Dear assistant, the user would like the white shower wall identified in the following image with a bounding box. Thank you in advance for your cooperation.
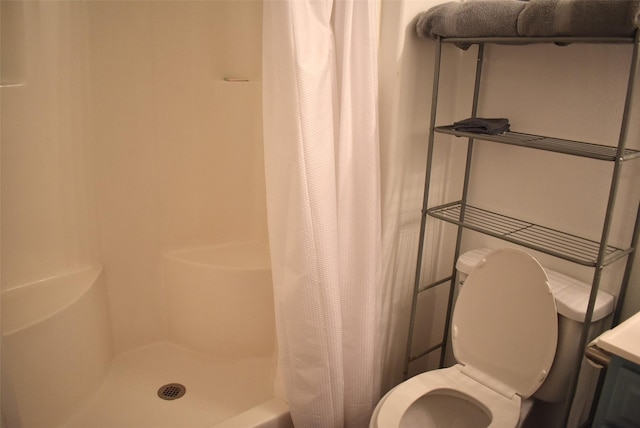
[1,0,267,354]
[89,0,267,353]
[1,1,100,292]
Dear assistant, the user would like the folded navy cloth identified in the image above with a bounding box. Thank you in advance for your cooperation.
[453,118,510,135]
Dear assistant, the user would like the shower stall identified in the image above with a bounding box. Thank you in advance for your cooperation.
[1,1,292,426]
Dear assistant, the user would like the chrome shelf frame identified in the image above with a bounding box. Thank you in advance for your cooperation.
[443,36,635,46]
[404,32,640,428]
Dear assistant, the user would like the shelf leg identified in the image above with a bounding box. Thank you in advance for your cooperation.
[403,37,443,380]
[439,43,486,369]
[561,30,640,428]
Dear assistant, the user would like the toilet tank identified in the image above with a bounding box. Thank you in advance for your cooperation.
[455,248,615,403]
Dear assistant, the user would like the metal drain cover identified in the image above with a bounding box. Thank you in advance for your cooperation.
[157,383,186,400]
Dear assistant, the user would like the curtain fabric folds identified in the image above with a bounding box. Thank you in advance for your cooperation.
[262,0,382,426]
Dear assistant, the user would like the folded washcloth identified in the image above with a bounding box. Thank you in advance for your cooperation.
[453,118,511,135]
[518,0,640,37]
[416,0,528,40]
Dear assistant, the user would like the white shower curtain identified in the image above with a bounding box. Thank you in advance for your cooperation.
[262,0,382,426]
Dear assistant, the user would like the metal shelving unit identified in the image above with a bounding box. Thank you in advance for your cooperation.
[404,33,640,427]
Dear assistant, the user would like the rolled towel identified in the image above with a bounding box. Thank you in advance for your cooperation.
[518,0,640,37]
[416,1,528,40]
[453,118,510,135]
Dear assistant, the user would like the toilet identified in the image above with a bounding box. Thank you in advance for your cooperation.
[371,247,614,428]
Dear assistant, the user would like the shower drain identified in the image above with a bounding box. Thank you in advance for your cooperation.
[157,383,186,400]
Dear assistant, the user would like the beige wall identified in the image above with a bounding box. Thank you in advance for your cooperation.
[378,0,462,389]
[1,1,267,354]
[459,42,640,322]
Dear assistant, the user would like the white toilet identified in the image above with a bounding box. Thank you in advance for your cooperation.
[371,248,598,428]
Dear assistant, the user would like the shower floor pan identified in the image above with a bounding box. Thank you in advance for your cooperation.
[64,341,284,428]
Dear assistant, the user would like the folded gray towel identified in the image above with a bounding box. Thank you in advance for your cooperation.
[453,118,511,135]
[416,0,527,40]
[518,0,640,37]
[416,0,640,42]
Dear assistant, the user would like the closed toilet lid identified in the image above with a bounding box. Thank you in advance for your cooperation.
[453,248,558,399]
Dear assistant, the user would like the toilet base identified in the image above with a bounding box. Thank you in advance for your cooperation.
[520,399,565,428]
[518,357,600,428]
[519,397,592,428]
[518,399,535,426]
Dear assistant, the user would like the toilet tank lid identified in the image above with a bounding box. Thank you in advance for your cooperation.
[456,248,614,323]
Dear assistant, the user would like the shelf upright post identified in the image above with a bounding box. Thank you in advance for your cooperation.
[562,30,640,428]
[438,42,486,368]
[403,37,444,380]
[615,199,640,324]
[612,30,640,327]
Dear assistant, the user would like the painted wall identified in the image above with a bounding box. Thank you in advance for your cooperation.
[461,41,640,323]
[378,0,462,389]
[1,0,267,355]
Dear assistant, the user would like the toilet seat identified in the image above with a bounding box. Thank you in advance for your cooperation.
[371,249,559,428]
[453,248,558,398]
[374,365,521,427]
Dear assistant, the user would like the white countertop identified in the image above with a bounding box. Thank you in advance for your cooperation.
[596,311,640,366]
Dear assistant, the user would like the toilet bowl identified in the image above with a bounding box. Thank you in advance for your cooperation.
[371,248,559,428]
[372,365,520,427]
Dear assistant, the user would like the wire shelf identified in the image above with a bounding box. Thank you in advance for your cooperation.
[442,36,636,45]
[435,126,640,161]
[427,202,631,266]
